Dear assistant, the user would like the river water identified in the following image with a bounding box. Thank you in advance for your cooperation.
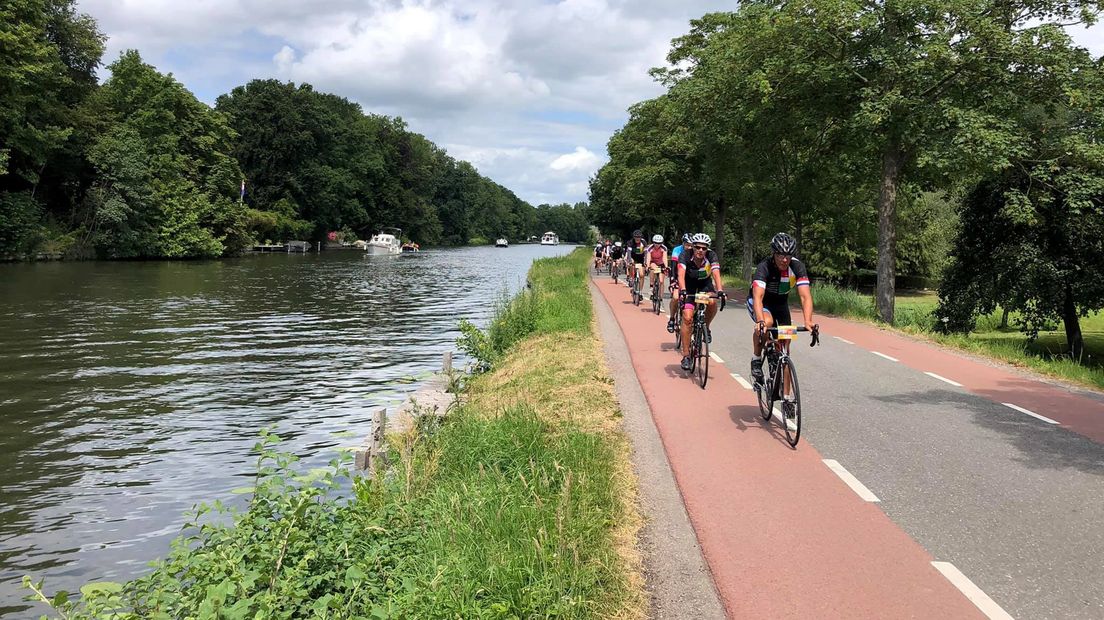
[0,244,574,616]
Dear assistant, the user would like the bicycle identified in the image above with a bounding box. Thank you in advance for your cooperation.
[680,291,726,388]
[754,324,820,447]
[649,267,665,314]
[610,259,621,284]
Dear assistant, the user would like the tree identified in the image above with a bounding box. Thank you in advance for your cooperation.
[938,55,1104,360]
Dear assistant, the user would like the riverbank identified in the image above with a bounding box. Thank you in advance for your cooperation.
[27,248,646,618]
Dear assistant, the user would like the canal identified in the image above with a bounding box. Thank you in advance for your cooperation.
[0,244,574,615]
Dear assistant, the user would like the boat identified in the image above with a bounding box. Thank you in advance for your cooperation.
[365,227,402,255]
[540,231,559,246]
[401,242,420,253]
[495,238,508,247]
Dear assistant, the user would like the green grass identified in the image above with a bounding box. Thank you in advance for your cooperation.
[31,249,644,619]
[807,282,1104,390]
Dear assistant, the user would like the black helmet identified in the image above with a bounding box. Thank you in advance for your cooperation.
[771,232,797,255]
[632,229,643,238]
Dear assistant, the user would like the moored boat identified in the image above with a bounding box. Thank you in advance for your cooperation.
[495,238,508,247]
[540,231,559,245]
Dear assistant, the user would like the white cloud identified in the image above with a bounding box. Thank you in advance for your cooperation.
[551,147,602,173]
[73,0,1104,205]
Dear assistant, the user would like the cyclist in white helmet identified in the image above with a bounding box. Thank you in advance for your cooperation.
[644,234,669,306]
[677,233,726,371]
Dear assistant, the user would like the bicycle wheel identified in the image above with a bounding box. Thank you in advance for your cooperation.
[756,356,773,421]
[696,325,709,389]
[612,264,618,284]
[674,314,683,349]
[652,282,661,314]
[781,356,802,447]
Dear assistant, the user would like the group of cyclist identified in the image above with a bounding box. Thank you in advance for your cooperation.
[594,230,816,381]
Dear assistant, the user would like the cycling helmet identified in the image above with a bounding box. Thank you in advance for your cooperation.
[652,234,663,243]
[632,229,643,238]
[770,232,797,255]
[614,241,622,247]
[682,233,692,244]
[689,233,711,247]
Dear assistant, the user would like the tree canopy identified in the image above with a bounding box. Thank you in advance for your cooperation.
[1,1,562,260]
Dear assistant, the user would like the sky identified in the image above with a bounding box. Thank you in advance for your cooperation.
[73,0,1104,207]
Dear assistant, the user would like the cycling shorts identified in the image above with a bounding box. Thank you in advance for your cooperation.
[746,296,791,326]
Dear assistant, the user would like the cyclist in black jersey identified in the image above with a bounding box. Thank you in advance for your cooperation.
[748,232,815,381]
[627,229,647,286]
[677,233,726,371]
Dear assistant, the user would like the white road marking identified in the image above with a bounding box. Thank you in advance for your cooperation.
[871,351,899,362]
[709,352,724,363]
[1002,402,1059,425]
[931,562,1014,620]
[834,336,855,344]
[822,459,880,502]
[731,373,753,390]
[925,372,963,387]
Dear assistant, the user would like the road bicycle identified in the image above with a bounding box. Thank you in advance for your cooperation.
[681,291,726,389]
[610,259,621,283]
[649,266,665,314]
[628,265,642,305]
[754,324,820,447]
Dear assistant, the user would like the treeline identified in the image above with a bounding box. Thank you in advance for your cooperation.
[587,0,1104,352]
[1,0,583,261]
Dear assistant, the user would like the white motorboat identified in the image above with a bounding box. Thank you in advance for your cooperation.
[365,228,402,255]
[540,231,559,245]
[495,238,509,247]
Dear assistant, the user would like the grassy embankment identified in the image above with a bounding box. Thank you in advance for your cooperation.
[28,249,645,619]
[784,279,1104,391]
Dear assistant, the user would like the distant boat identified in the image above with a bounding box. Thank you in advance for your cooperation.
[495,238,508,247]
[540,232,559,246]
[401,242,420,253]
[365,228,402,255]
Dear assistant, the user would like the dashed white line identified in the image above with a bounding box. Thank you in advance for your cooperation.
[709,352,724,363]
[925,372,963,387]
[1002,402,1059,425]
[822,460,880,502]
[871,351,899,362]
[834,336,855,344]
[931,562,1014,620]
[730,373,753,390]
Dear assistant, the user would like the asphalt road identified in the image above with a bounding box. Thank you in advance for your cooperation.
[594,273,1104,619]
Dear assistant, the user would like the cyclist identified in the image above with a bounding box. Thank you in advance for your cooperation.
[608,241,625,279]
[594,240,605,271]
[644,234,668,304]
[627,230,647,293]
[677,233,725,371]
[748,232,814,382]
[667,234,692,332]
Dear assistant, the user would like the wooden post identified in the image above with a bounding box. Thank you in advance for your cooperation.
[442,351,452,373]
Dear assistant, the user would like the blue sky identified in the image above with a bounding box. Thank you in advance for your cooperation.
[76,0,1104,207]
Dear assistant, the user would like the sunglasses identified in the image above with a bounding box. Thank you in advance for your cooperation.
[693,245,708,251]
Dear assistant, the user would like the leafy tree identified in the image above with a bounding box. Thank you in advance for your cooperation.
[938,55,1104,360]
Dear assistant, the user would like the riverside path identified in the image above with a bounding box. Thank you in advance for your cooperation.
[592,273,1104,619]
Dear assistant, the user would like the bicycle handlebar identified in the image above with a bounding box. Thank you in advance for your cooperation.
[758,323,821,347]
[679,291,727,311]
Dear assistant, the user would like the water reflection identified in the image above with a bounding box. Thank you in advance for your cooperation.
[0,244,573,615]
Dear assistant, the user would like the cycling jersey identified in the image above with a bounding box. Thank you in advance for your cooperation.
[609,246,625,260]
[627,239,647,263]
[748,257,810,305]
[679,248,720,293]
[646,243,666,265]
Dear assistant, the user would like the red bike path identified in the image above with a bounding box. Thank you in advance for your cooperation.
[593,274,1101,618]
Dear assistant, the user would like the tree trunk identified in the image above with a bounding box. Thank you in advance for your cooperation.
[1063,284,1084,362]
[1000,307,1010,329]
[714,196,727,267]
[741,214,756,282]
[876,141,903,323]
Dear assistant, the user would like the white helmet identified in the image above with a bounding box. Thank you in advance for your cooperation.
[614,241,622,247]
[689,233,711,247]
[652,234,663,243]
